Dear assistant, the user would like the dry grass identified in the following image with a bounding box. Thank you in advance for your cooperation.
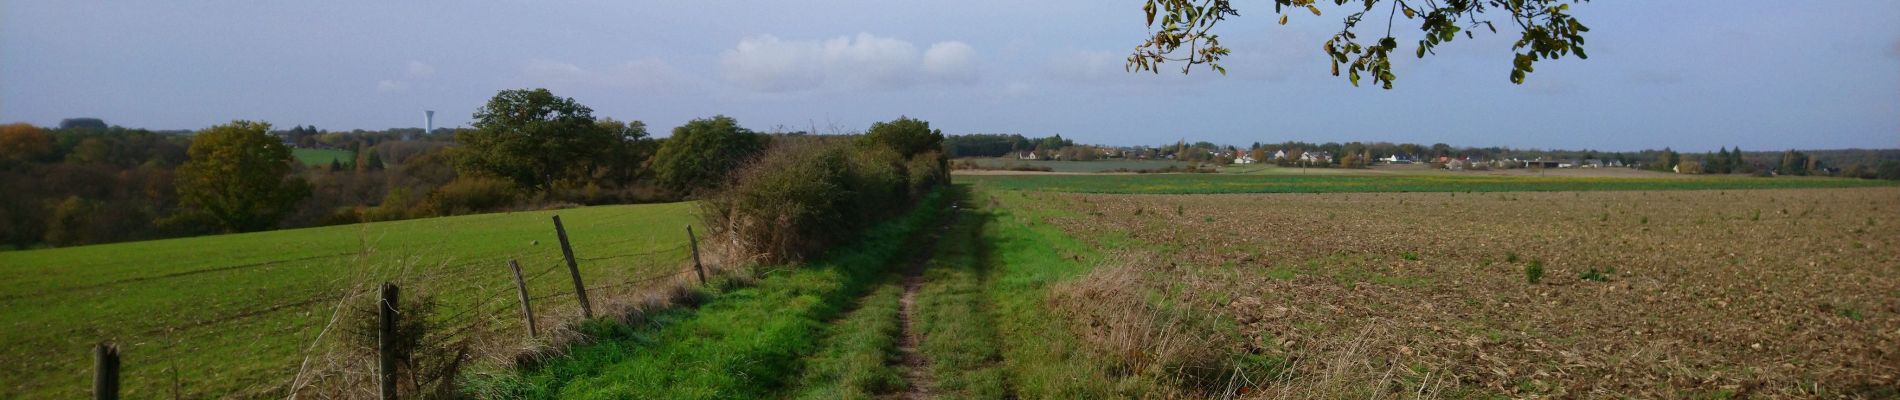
[1009,187,1900,398]
[286,249,747,399]
[1047,263,1219,397]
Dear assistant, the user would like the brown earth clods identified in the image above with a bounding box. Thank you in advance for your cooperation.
[1014,187,1900,398]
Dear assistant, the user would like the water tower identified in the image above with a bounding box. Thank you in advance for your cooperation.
[424,110,435,138]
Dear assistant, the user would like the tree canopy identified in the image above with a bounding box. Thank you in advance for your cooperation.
[651,115,767,193]
[175,120,310,232]
[458,88,618,191]
[860,116,945,159]
[58,118,108,130]
[0,123,53,164]
[1129,0,1591,88]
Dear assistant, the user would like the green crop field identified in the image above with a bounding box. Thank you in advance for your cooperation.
[292,148,354,166]
[956,158,1199,173]
[958,173,1895,194]
[0,202,699,399]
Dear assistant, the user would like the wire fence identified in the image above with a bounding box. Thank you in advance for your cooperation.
[75,214,711,400]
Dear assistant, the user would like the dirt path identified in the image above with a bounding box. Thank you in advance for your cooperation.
[895,261,932,399]
[892,209,958,400]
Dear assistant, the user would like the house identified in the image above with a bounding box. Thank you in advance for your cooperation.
[1379,154,1416,164]
[1016,151,1039,160]
[1445,158,1469,171]
[1300,151,1332,164]
[1232,152,1256,164]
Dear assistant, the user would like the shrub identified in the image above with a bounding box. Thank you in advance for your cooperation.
[702,140,945,264]
[332,289,469,399]
[904,150,949,199]
[652,115,769,195]
[419,177,520,216]
[1525,259,1544,284]
[859,116,944,159]
[1400,251,1420,261]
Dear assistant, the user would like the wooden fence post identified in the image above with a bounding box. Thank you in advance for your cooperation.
[93,342,119,400]
[509,259,537,339]
[687,225,706,286]
[378,282,398,400]
[552,215,591,318]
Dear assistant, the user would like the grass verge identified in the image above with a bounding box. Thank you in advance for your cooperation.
[465,190,949,399]
[976,188,1162,398]
[787,281,906,400]
[913,202,1009,399]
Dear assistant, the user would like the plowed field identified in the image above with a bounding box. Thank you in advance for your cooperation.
[1007,187,1899,397]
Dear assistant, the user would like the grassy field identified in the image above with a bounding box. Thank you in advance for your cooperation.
[473,192,948,399]
[0,202,699,398]
[973,185,1900,397]
[956,157,1200,173]
[292,148,355,166]
[959,173,1895,194]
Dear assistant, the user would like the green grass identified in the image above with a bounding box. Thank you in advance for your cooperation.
[958,173,1893,194]
[0,202,699,399]
[475,191,948,399]
[292,148,354,166]
[957,158,1200,173]
[914,205,1009,399]
[788,282,907,400]
[979,188,1159,398]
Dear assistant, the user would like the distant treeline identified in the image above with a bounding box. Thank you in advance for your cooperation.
[0,89,945,250]
[942,133,1072,157]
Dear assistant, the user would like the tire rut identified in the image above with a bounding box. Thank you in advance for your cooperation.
[892,208,957,400]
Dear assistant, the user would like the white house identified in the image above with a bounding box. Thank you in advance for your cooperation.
[1272,150,1289,160]
[1379,154,1416,164]
[1300,151,1332,164]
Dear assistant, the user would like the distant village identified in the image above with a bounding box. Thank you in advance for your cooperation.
[946,133,1877,177]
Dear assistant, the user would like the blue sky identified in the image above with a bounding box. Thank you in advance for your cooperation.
[3,1,1897,151]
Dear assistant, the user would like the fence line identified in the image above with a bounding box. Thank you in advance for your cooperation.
[78,214,711,399]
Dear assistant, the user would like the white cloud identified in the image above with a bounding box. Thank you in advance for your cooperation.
[923,41,977,83]
[520,58,691,91]
[406,61,436,79]
[375,79,409,93]
[720,33,978,92]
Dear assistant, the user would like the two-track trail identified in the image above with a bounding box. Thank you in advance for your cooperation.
[893,208,957,400]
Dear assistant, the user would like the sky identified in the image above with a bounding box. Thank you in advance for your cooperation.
[3,1,1898,152]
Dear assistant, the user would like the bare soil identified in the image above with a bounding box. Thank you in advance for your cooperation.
[1012,187,1900,398]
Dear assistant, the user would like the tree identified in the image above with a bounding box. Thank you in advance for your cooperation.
[588,118,657,185]
[176,120,310,232]
[362,149,384,171]
[0,123,53,163]
[861,116,944,159]
[1876,161,1900,181]
[1129,0,1591,88]
[58,118,108,130]
[652,115,767,193]
[1778,150,1809,176]
[457,88,615,191]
